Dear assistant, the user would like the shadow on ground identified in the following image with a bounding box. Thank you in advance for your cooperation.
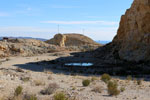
[13,50,150,80]
[14,51,99,76]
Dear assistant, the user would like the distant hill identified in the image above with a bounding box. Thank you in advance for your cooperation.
[0,36,47,41]
[96,40,111,45]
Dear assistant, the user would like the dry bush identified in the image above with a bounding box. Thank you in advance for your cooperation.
[14,86,23,96]
[23,94,37,100]
[16,68,24,73]
[92,86,102,93]
[91,76,98,82]
[48,76,53,80]
[107,81,120,96]
[44,69,53,74]
[137,80,142,85]
[20,77,30,82]
[120,87,125,92]
[41,83,59,95]
[53,92,68,100]
[127,75,132,81]
[34,80,45,86]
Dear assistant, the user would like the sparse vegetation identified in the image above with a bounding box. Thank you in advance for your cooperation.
[21,77,30,82]
[137,79,142,85]
[48,76,53,80]
[92,86,102,93]
[6,58,10,61]
[82,79,90,87]
[120,87,125,92]
[91,76,98,82]
[14,86,23,96]
[101,73,111,83]
[41,83,59,95]
[53,92,68,100]
[107,81,120,96]
[34,80,45,86]
[127,75,132,81]
[72,86,76,90]
[16,68,24,73]
[24,94,37,100]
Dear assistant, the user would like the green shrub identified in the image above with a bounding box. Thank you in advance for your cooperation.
[82,79,90,87]
[54,92,68,100]
[101,73,111,83]
[107,81,120,96]
[127,75,132,81]
[14,86,23,96]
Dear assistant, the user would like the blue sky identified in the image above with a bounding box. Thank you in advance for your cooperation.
[0,0,133,40]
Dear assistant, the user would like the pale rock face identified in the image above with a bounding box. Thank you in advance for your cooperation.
[54,34,66,47]
[113,0,150,62]
[46,33,101,47]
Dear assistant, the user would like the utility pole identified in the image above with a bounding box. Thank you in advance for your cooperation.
[82,29,85,35]
[58,24,60,33]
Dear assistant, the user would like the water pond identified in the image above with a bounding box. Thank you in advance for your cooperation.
[64,63,93,67]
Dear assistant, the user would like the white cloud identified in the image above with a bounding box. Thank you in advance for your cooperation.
[0,12,9,17]
[50,5,79,8]
[0,26,55,33]
[41,21,118,25]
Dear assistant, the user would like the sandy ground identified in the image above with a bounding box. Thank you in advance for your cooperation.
[0,52,150,100]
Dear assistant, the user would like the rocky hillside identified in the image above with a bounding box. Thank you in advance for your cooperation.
[95,0,150,62]
[0,39,65,58]
[46,33,101,51]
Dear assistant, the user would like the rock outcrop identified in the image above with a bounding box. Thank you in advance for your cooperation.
[46,34,66,47]
[46,33,101,51]
[96,0,150,62]
[46,33,100,47]
[0,39,65,58]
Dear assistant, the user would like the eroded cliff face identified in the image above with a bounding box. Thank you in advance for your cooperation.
[112,0,150,62]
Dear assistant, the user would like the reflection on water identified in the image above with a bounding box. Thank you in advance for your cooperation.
[65,63,93,66]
